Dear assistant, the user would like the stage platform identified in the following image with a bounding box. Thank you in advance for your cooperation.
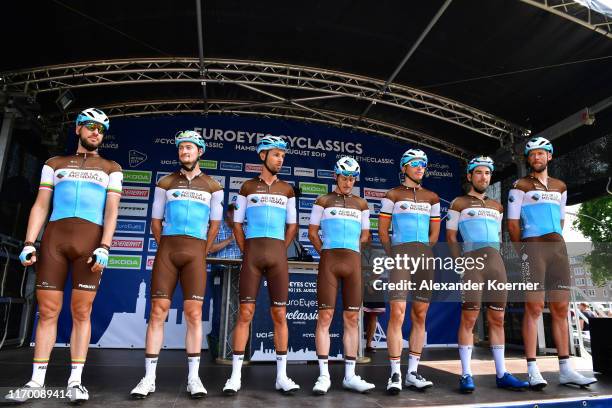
[1,347,610,407]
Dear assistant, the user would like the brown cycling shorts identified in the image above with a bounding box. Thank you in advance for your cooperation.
[36,218,103,292]
[151,235,207,301]
[389,242,435,303]
[521,232,570,302]
[317,249,362,312]
[239,238,288,307]
[461,246,507,311]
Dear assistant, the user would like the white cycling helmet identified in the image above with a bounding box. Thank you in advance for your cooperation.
[175,130,206,151]
[400,148,428,169]
[467,156,494,173]
[256,135,287,153]
[524,137,553,156]
[76,108,110,131]
[334,156,360,177]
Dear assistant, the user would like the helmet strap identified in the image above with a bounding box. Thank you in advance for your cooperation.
[262,150,279,175]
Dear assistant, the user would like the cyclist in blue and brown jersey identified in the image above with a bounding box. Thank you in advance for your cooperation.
[378,148,441,394]
[8,108,122,403]
[308,157,375,395]
[223,136,299,395]
[508,137,597,389]
[130,131,223,399]
[447,156,528,394]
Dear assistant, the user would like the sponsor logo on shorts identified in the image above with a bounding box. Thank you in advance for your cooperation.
[116,219,146,234]
[78,284,96,290]
[128,150,147,168]
[121,186,150,200]
[191,295,204,301]
[220,161,243,171]
[123,170,152,184]
[299,228,309,242]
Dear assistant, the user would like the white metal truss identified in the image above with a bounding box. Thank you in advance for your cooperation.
[520,0,612,39]
[57,99,473,159]
[0,59,527,143]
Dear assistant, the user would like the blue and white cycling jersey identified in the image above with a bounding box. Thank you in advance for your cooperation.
[151,171,224,240]
[379,185,440,245]
[39,153,123,226]
[446,194,503,252]
[309,192,369,252]
[233,177,296,241]
[507,176,567,239]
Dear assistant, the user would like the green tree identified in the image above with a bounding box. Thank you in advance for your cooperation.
[573,196,612,286]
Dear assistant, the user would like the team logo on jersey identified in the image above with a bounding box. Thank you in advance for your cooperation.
[172,191,181,198]
[250,197,259,203]
[447,213,452,221]
[508,195,515,202]
[57,171,68,179]
[400,203,408,210]
[330,209,337,216]
[532,193,541,201]
[468,210,476,216]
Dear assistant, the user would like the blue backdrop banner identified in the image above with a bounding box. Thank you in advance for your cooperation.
[44,114,462,353]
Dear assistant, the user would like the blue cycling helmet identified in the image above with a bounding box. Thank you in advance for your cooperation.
[467,156,494,173]
[175,130,206,151]
[334,156,360,177]
[76,108,110,131]
[524,137,553,156]
[399,148,428,169]
[256,135,287,154]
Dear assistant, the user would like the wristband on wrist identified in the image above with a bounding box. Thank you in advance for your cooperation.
[24,241,35,247]
[99,244,111,251]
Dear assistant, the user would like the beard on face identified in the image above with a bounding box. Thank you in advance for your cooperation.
[531,162,548,173]
[79,134,100,151]
[472,184,487,194]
